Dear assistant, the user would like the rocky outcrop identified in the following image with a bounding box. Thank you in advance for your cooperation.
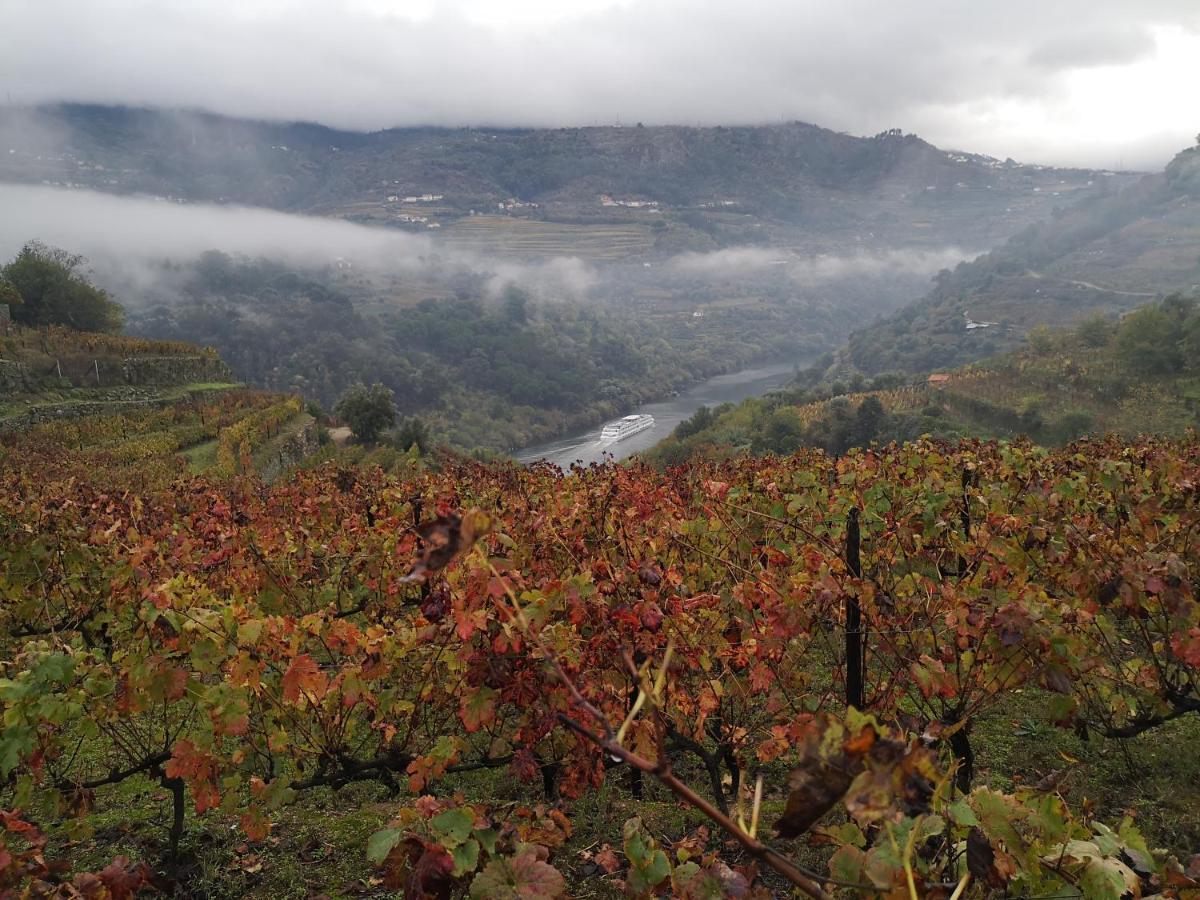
[0,360,31,394]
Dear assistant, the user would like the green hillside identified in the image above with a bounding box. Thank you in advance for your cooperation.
[647,294,1200,464]
[123,252,829,452]
[844,143,1200,374]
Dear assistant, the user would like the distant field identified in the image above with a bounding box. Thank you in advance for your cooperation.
[441,215,655,259]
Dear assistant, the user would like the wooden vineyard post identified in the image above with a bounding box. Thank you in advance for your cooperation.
[845,507,865,711]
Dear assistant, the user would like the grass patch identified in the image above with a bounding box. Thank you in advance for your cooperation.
[38,693,1200,897]
[181,438,219,473]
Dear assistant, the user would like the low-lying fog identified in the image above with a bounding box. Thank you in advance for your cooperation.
[0,182,970,308]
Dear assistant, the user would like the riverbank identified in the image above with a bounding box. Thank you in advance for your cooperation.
[514,361,801,468]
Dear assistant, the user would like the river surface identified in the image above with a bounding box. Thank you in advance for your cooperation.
[514,361,799,468]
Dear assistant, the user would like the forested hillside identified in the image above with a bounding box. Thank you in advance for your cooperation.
[845,143,1200,375]
[649,294,1200,464]
[122,252,828,450]
[2,432,1198,896]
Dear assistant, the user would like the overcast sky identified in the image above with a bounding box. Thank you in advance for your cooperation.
[2,0,1198,169]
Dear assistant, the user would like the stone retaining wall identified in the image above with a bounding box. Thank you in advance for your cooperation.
[258,419,321,482]
[122,356,233,386]
[0,389,233,432]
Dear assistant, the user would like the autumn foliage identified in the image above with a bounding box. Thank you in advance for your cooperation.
[1,434,1198,896]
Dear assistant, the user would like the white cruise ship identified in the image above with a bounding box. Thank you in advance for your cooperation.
[600,414,655,442]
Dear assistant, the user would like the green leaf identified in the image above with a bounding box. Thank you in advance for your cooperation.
[819,821,867,848]
[916,814,945,841]
[628,850,671,895]
[0,727,33,779]
[474,827,499,855]
[623,817,671,893]
[947,798,979,828]
[972,789,1029,864]
[366,827,403,864]
[1080,857,1137,900]
[452,838,480,876]
[829,844,866,886]
[432,808,475,848]
[13,774,34,808]
[33,652,75,685]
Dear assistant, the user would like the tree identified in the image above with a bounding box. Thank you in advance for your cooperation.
[751,408,804,455]
[1076,313,1116,348]
[395,416,431,455]
[0,279,21,311]
[2,242,124,333]
[335,383,397,444]
[1115,305,1185,374]
[502,287,529,326]
[849,395,886,448]
[674,405,715,440]
[1026,324,1057,354]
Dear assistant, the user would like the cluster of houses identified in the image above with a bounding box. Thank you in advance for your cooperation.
[393,214,441,229]
[696,200,738,209]
[964,312,999,330]
[386,193,444,204]
[499,198,539,211]
[599,195,660,209]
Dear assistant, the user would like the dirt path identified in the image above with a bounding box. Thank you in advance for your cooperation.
[328,426,352,446]
[1024,269,1155,298]
[1062,278,1155,298]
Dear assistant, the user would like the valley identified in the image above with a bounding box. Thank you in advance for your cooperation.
[2,92,1199,900]
[0,105,1153,457]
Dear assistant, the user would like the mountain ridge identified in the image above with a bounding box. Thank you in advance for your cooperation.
[0,103,1138,257]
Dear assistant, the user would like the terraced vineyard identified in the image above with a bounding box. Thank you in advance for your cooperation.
[0,389,307,480]
[442,215,657,259]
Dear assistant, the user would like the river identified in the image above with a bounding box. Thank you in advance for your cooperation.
[514,361,799,468]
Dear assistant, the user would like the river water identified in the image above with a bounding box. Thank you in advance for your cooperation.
[514,361,798,469]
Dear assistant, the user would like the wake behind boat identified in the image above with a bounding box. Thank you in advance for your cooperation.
[600,414,655,442]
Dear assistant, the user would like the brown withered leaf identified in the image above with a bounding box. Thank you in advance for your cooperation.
[966,827,1014,889]
[774,717,860,839]
[592,845,621,875]
[1031,766,1074,795]
[99,859,157,900]
[776,764,857,839]
[380,838,455,898]
[401,511,489,584]
[843,741,938,825]
[775,715,942,839]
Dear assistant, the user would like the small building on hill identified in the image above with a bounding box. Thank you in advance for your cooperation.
[927,373,952,388]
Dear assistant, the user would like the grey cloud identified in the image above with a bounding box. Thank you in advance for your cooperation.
[0,182,434,267]
[1028,27,1159,70]
[1,0,1198,168]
